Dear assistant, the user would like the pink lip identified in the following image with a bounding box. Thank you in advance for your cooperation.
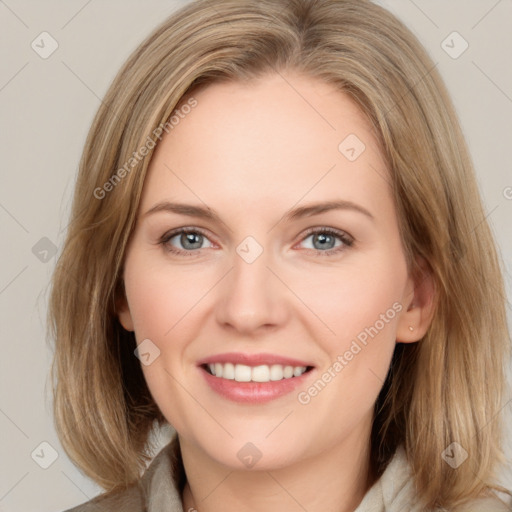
[197,352,315,404]
[200,369,314,403]
[197,352,313,367]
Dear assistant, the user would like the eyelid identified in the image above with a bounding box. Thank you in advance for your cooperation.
[158,226,217,256]
[158,225,354,257]
[294,226,354,254]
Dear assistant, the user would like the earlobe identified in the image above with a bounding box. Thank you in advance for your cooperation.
[118,306,135,332]
[396,258,436,343]
[115,285,135,332]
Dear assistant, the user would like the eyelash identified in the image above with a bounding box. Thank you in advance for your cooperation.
[158,226,354,257]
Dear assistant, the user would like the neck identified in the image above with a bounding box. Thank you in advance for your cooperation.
[179,424,374,512]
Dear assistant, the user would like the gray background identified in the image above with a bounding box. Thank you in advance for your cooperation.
[1,1,511,511]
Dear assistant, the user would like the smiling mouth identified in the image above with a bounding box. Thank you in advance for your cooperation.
[202,363,314,383]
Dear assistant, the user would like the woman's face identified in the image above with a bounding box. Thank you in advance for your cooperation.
[118,72,418,470]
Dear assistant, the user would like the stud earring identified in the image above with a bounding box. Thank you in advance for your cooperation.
[408,326,414,331]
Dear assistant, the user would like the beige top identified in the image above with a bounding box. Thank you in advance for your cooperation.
[64,438,510,512]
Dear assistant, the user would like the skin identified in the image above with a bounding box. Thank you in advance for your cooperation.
[118,72,434,512]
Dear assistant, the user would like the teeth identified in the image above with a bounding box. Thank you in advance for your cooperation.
[293,366,304,377]
[252,365,270,382]
[270,364,283,381]
[206,363,308,382]
[234,364,252,382]
[223,362,235,379]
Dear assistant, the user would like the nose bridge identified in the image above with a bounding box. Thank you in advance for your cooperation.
[215,240,287,332]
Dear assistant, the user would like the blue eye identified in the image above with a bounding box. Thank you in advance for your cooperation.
[298,228,353,255]
[159,227,353,257]
[161,229,213,254]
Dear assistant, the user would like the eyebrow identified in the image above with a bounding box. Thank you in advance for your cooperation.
[143,199,374,223]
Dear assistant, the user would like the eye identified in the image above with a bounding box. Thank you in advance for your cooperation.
[158,226,353,257]
[160,228,213,255]
[297,228,353,255]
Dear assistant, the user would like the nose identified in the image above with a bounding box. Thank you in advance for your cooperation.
[214,245,290,335]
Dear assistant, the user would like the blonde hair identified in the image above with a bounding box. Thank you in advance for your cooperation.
[48,0,511,508]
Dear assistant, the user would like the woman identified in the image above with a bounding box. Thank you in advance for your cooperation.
[49,0,511,510]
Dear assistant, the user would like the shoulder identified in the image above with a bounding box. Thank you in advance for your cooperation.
[62,438,183,512]
[378,446,511,512]
[455,495,512,511]
[63,483,144,512]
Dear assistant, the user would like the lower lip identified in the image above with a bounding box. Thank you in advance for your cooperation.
[200,367,313,404]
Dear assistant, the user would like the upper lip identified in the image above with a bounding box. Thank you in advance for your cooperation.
[197,352,314,368]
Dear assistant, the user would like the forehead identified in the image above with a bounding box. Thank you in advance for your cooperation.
[140,72,390,215]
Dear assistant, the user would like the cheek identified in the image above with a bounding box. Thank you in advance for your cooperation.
[124,255,210,342]
[123,256,211,432]
[294,255,405,406]
[124,275,172,341]
[297,256,406,344]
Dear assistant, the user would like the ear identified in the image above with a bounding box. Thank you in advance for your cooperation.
[115,280,135,332]
[396,257,436,343]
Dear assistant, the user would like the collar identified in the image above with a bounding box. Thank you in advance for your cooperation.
[141,435,184,512]
[139,437,509,511]
[139,438,414,512]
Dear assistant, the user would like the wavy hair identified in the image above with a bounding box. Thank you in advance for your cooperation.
[48,0,511,508]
